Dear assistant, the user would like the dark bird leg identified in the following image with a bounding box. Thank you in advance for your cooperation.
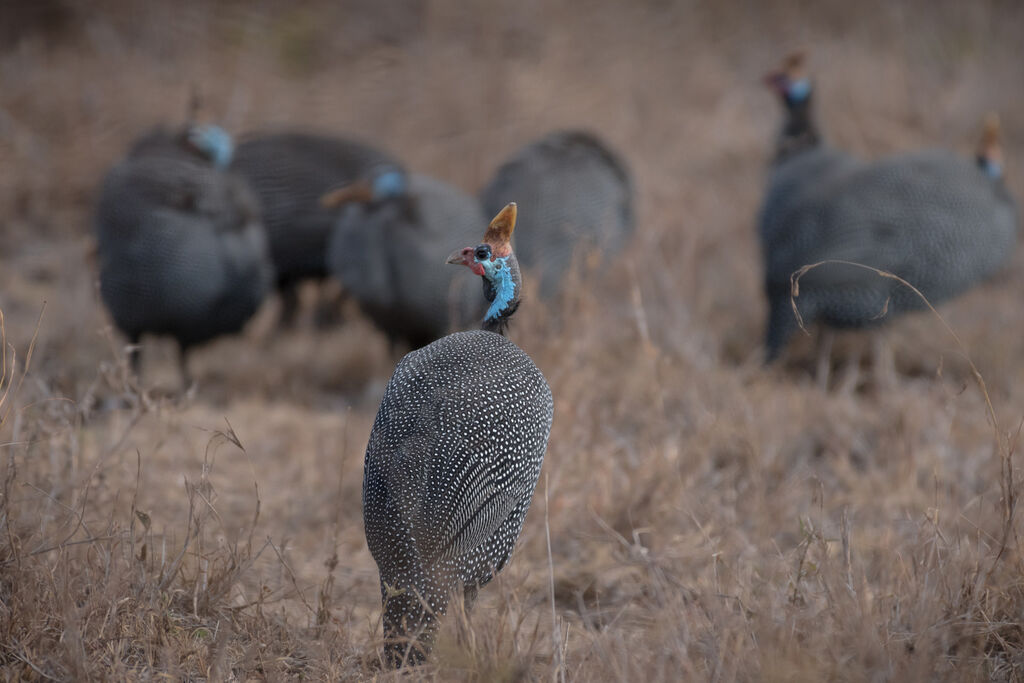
[127,333,142,382]
[462,582,480,608]
[178,344,194,391]
[386,333,405,358]
[380,583,440,668]
[815,328,835,391]
[836,344,863,395]
[764,295,802,365]
[278,281,302,329]
[313,280,347,329]
[870,330,896,392]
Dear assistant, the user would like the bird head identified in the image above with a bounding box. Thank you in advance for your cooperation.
[764,50,812,107]
[447,202,522,334]
[765,50,820,160]
[320,167,409,209]
[186,124,234,169]
[976,113,1004,179]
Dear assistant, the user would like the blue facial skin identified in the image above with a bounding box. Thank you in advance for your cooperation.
[477,254,517,322]
[372,170,407,200]
[786,78,811,103]
[188,125,234,169]
[980,158,1003,180]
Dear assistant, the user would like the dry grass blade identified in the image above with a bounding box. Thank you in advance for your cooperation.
[791,259,1016,566]
[0,303,44,428]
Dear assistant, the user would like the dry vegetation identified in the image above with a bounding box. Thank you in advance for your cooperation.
[3,0,1024,680]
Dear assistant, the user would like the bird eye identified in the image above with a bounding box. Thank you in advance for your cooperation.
[474,245,491,261]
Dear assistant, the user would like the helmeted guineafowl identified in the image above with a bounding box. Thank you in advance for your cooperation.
[362,203,553,666]
[127,123,235,169]
[95,124,272,383]
[322,173,486,349]
[759,53,1018,364]
[758,51,860,271]
[229,132,408,326]
[479,130,634,298]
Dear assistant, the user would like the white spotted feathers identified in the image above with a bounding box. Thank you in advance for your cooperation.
[361,206,553,667]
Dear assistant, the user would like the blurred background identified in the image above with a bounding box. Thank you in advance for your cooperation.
[3,0,1023,400]
[3,0,1024,679]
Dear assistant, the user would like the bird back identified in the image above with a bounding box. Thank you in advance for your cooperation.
[327,174,488,347]
[762,148,1018,357]
[230,132,405,283]
[95,154,271,347]
[479,130,634,298]
[363,329,553,658]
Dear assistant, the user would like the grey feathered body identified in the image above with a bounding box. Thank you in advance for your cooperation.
[363,330,553,663]
[327,174,488,347]
[479,130,634,298]
[758,145,859,253]
[762,149,1018,358]
[229,132,405,287]
[96,153,272,350]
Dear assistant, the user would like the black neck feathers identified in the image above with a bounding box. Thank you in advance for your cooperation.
[775,92,822,162]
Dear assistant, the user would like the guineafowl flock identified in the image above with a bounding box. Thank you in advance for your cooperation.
[91,49,1019,667]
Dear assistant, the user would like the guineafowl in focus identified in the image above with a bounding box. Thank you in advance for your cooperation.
[479,130,634,298]
[322,173,486,349]
[229,132,408,326]
[362,203,553,666]
[95,124,272,384]
[759,53,1018,366]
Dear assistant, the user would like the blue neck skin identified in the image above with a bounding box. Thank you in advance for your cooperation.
[188,125,234,169]
[979,157,1003,180]
[786,78,811,103]
[372,170,407,199]
[478,255,517,322]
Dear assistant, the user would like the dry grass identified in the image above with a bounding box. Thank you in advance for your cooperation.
[3,0,1024,679]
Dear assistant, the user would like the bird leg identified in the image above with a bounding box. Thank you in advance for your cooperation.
[277,282,302,329]
[127,333,143,383]
[313,281,347,329]
[178,345,194,392]
[380,583,439,668]
[835,342,863,395]
[870,331,896,392]
[815,328,835,391]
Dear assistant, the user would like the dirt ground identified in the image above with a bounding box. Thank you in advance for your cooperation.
[2,0,1024,680]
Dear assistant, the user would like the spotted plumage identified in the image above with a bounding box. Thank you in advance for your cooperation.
[95,125,272,382]
[759,54,1018,361]
[362,204,553,666]
[229,132,408,324]
[479,130,634,298]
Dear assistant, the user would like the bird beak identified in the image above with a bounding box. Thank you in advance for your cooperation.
[446,248,470,266]
[448,247,486,275]
[320,180,374,209]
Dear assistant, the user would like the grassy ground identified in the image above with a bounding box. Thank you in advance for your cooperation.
[2,0,1024,679]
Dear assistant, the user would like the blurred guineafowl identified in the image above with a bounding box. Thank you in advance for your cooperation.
[229,132,408,326]
[759,53,1018,370]
[479,130,634,298]
[758,52,859,271]
[95,123,272,384]
[362,203,553,666]
[322,173,486,348]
